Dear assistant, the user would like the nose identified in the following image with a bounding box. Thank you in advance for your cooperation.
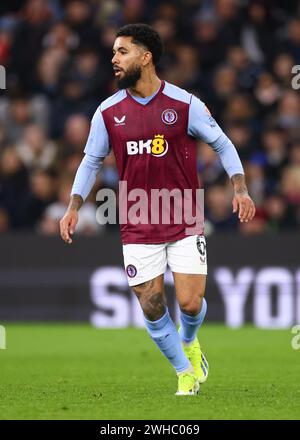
[112,53,118,64]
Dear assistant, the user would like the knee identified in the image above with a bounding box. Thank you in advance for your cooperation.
[133,281,165,321]
[180,296,204,316]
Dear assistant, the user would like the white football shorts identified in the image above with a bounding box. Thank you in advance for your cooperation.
[123,235,207,286]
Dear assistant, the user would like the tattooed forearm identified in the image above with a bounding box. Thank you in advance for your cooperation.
[67,194,83,212]
[231,174,248,195]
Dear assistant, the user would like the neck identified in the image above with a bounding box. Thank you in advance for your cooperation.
[128,72,161,98]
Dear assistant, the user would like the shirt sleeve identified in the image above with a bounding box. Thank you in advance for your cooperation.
[188,95,244,177]
[83,106,110,158]
[71,154,103,201]
[188,95,223,143]
[210,134,244,178]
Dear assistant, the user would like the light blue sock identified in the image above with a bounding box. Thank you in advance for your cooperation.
[144,308,191,373]
[179,298,207,344]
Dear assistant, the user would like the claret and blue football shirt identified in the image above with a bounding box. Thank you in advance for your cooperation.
[71,80,244,244]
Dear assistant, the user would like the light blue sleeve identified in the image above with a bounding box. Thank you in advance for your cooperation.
[83,106,110,157]
[188,95,223,143]
[71,154,102,201]
[188,95,244,177]
[210,134,244,178]
[71,106,110,200]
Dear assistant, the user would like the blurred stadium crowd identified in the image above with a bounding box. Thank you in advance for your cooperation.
[1,0,300,236]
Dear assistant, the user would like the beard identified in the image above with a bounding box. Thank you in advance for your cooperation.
[116,64,142,89]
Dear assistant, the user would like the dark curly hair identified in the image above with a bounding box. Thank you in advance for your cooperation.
[116,23,164,66]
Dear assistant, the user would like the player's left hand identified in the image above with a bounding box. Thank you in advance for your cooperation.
[232,193,256,223]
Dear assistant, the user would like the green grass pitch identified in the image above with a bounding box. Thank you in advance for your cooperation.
[0,324,299,420]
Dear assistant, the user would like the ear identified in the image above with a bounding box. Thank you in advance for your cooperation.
[142,51,153,67]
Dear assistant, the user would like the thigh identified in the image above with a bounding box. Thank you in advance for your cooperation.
[122,242,167,287]
[173,272,206,312]
[167,235,207,312]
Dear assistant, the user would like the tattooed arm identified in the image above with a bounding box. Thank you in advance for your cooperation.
[231,173,256,223]
[187,95,256,223]
[68,194,83,212]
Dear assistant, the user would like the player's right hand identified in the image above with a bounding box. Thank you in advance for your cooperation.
[60,210,78,244]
